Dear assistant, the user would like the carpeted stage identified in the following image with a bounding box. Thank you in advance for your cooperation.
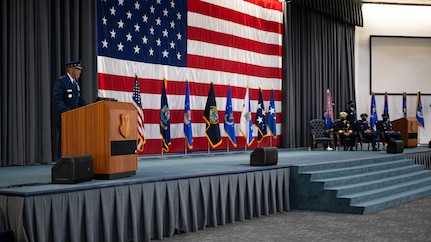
[1,147,431,242]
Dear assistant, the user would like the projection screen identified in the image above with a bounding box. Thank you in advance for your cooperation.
[370,35,431,95]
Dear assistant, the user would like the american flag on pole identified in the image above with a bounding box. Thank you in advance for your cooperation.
[97,0,283,154]
[132,74,145,151]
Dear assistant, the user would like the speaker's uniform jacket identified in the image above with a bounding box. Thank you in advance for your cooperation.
[52,74,86,126]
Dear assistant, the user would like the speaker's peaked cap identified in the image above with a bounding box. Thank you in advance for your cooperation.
[65,60,83,69]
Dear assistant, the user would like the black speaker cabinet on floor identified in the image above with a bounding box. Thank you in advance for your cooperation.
[387,140,404,154]
[0,229,13,242]
[250,147,278,166]
[52,155,94,184]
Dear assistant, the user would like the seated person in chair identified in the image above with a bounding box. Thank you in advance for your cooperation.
[334,112,357,151]
[321,110,334,150]
[379,113,402,143]
[356,113,380,151]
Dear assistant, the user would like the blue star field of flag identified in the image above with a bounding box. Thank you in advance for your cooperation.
[97,0,187,66]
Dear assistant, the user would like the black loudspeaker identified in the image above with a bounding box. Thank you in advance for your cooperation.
[52,155,94,184]
[0,229,13,242]
[387,140,404,154]
[250,147,278,166]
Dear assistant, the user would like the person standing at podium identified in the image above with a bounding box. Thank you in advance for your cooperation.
[52,60,87,161]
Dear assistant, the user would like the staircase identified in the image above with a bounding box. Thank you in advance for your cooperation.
[289,154,431,214]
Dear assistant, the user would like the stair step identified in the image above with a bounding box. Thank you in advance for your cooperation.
[351,187,431,214]
[297,154,405,172]
[304,159,414,180]
[338,176,431,204]
[313,165,424,187]
[328,170,431,196]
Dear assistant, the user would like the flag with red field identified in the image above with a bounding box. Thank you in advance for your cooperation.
[132,74,145,152]
[96,0,283,153]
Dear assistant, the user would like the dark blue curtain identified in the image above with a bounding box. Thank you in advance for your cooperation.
[281,1,363,148]
[0,0,97,165]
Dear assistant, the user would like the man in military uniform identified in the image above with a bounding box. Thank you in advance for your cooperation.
[356,113,380,151]
[52,60,87,160]
[345,100,357,125]
[334,111,357,151]
[379,113,402,143]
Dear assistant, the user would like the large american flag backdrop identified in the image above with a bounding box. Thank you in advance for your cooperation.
[97,0,283,154]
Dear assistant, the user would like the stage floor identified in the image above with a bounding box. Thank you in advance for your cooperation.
[1,147,428,197]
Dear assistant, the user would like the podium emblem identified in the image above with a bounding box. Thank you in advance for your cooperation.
[119,114,131,138]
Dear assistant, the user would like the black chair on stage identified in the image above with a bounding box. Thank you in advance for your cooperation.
[309,119,334,150]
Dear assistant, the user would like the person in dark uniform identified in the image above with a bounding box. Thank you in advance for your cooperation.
[52,60,87,160]
[345,100,357,125]
[356,113,380,151]
[334,111,357,151]
[378,113,402,143]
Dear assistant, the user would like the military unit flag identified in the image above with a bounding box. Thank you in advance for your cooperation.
[383,92,389,115]
[132,74,145,152]
[224,85,237,147]
[402,92,407,118]
[240,87,254,147]
[184,81,193,149]
[370,92,378,129]
[203,83,222,148]
[267,89,277,138]
[256,88,267,143]
[160,79,171,152]
[416,91,425,128]
[325,89,334,132]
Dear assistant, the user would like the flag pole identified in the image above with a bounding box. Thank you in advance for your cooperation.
[270,136,273,147]
[226,138,230,153]
[184,139,188,157]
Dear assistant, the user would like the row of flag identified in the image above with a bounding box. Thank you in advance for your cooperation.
[133,77,277,152]
[370,91,425,129]
[325,89,425,132]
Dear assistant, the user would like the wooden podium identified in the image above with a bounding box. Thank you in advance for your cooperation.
[62,101,138,179]
[391,117,418,148]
